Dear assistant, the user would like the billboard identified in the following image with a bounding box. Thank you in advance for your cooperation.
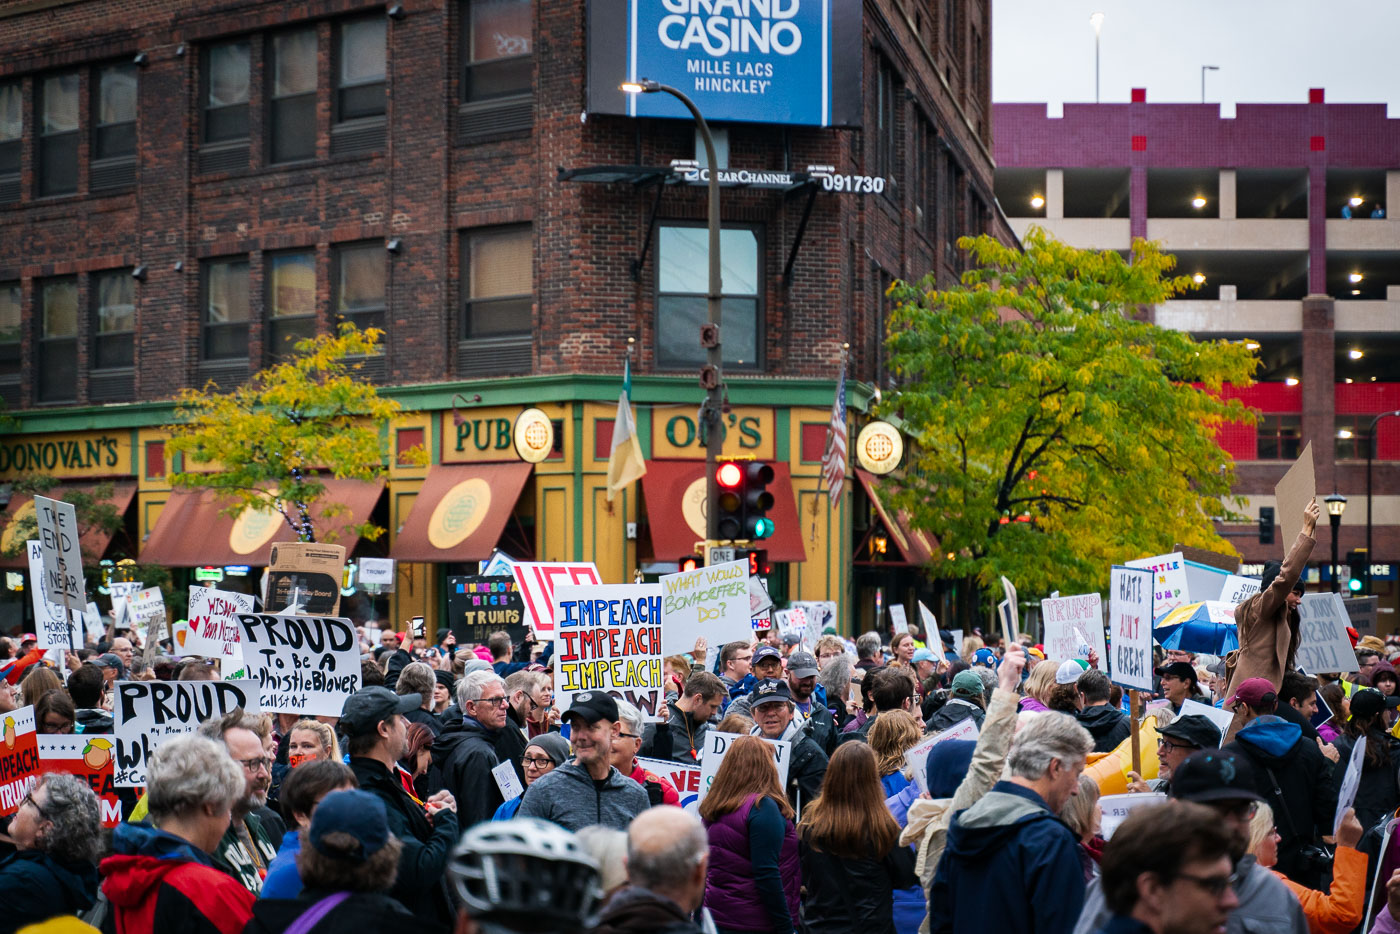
[587,0,862,127]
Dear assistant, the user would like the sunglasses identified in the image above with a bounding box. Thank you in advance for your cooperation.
[1172,870,1239,897]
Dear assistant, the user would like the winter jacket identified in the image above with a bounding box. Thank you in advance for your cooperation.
[627,760,680,806]
[259,830,302,900]
[1332,731,1400,833]
[704,793,800,933]
[496,704,530,785]
[382,648,413,691]
[429,715,504,828]
[1225,715,1336,885]
[74,708,114,733]
[1075,704,1131,754]
[98,822,256,934]
[1075,854,1307,934]
[1223,530,1315,740]
[243,889,446,934]
[641,703,711,763]
[798,838,917,934]
[928,782,1085,934]
[1271,843,1367,934]
[879,772,926,934]
[924,698,984,735]
[751,720,828,811]
[404,706,443,738]
[1018,696,1049,713]
[0,847,98,932]
[590,886,703,934]
[515,759,650,832]
[796,697,840,757]
[349,757,458,926]
[212,813,278,894]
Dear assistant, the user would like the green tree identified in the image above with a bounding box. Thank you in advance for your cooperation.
[882,228,1258,601]
[165,324,423,543]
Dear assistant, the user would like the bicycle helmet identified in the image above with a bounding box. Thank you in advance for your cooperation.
[449,818,603,932]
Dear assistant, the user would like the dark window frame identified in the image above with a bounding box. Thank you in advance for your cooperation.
[0,281,20,380]
[92,62,137,162]
[202,38,252,144]
[654,221,765,373]
[1256,414,1302,461]
[37,276,79,403]
[91,270,135,370]
[335,17,387,123]
[267,27,318,164]
[37,71,80,197]
[266,249,318,362]
[460,0,534,103]
[333,241,387,333]
[201,257,252,361]
[0,79,20,179]
[873,56,898,191]
[460,225,533,340]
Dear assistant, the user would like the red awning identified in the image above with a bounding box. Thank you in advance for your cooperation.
[391,462,532,562]
[140,478,385,567]
[641,460,807,563]
[0,482,138,569]
[856,469,937,565]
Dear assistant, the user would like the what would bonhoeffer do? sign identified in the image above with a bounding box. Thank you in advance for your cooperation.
[553,584,665,719]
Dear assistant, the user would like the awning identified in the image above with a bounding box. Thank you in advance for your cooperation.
[0,482,138,569]
[140,478,385,567]
[641,461,807,563]
[856,469,937,566]
[391,462,532,562]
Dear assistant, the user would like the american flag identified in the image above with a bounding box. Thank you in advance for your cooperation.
[822,366,847,507]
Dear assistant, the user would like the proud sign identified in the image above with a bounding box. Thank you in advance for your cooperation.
[114,680,260,786]
[236,614,362,716]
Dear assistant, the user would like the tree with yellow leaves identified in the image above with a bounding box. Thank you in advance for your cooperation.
[883,228,1258,600]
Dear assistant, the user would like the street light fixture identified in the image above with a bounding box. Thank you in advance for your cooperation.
[1201,65,1219,103]
[1089,13,1105,103]
[1367,411,1400,593]
[1325,492,1347,593]
[622,78,725,541]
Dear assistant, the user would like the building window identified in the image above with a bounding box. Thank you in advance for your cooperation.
[93,64,137,161]
[38,278,78,402]
[462,226,532,337]
[873,57,897,189]
[942,154,964,264]
[912,116,934,234]
[204,40,251,143]
[335,243,386,332]
[39,72,80,196]
[1256,414,1302,460]
[269,28,318,163]
[971,28,983,100]
[336,19,386,122]
[0,81,19,195]
[1336,416,1372,460]
[92,271,135,370]
[462,0,533,101]
[202,258,251,360]
[656,225,761,370]
[268,252,317,359]
[0,282,19,380]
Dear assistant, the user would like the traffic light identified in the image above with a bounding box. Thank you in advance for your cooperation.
[742,462,775,540]
[737,548,770,577]
[1258,506,1275,545]
[715,461,744,540]
[679,556,700,573]
[1347,549,1368,593]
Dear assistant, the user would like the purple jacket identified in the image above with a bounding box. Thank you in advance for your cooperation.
[704,794,800,931]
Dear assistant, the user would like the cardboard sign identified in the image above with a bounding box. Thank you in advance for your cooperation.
[999,576,1020,642]
[37,734,120,828]
[890,604,908,634]
[1100,792,1168,839]
[1126,553,1190,618]
[184,587,255,661]
[1336,735,1367,836]
[1274,441,1315,550]
[124,587,167,645]
[1344,596,1379,638]
[1041,593,1106,670]
[1219,574,1262,605]
[113,680,261,787]
[492,759,525,801]
[1109,566,1154,692]
[0,705,39,816]
[358,557,395,587]
[659,560,752,656]
[637,755,702,809]
[698,731,790,802]
[266,542,346,616]
[34,495,84,608]
[554,584,665,719]
[236,614,362,716]
[512,561,602,634]
[919,601,937,635]
[447,576,528,644]
[109,581,142,629]
[1177,699,1231,746]
[904,716,980,793]
[1296,593,1360,674]
[26,541,82,650]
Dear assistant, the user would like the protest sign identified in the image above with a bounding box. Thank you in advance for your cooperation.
[1296,592,1360,674]
[34,495,84,609]
[124,587,167,645]
[1109,566,1154,692]
[236,614,361,716]
[358,557,395,587]
[113,679,260,786]
[1275,441,1315,550]
[512,561,602,633]
[660,560,751,655]
[948,629,964,656]
[1100,792,1168,839]
[698,731,790,802]
[773,608,798,638]
[919,601,937,634]
[38,734,120,827]
[0,705,39,816]
[1126,553,1190,617]
[447,575,528,644]
[999,576,1020,642]
[1336,735,1367,836]
[1178,699,1232,746]
[554,584,665,719]
[748,576,773,618]
[889,604,908,634]
[1219,574,1262,606]
[184,587,255,661]
[266,542,345,616]
[26,541,81,650]
[791,601,837,649]
[904,717,980,793]
[1344,596,1379,638]
[492,760,525,801]
[109,581,142,629]
[638,756,702,809]
[1041,593,1106,670]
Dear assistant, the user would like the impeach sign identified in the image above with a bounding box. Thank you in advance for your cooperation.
[114,680,260,787]
[554,584,665,719]
[0,706,39,816]
[236,614,362,716]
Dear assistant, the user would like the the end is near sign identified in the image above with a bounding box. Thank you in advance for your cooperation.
[34,495,83,607]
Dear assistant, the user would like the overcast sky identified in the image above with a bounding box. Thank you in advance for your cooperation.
[993,0,1400,116]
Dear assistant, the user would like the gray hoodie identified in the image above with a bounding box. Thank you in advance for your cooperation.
[515,759,650,832]
[1073,853,1307,934]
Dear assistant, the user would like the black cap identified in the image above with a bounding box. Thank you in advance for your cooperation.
[340,687,423,737]
[1159,714,1222,750]
[750,678,793,707]
[564,691,619,725]
[786,651,819,678]
[1168,749,1264,804]
[1349,687,1400,720]
[1154,662,1198,684]
[753,645,783,666]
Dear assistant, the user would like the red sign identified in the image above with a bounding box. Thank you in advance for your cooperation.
[511,562,602,633]
[0,706,41,816]
[38,733,121,828]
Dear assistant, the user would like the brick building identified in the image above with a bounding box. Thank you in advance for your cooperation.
[995,90,1400,626]
[0,0,1010,635]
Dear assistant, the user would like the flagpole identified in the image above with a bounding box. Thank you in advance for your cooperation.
[811,344,849,544]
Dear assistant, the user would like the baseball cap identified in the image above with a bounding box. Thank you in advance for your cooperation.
[1226,677,1276,709]
[309,789,390,860]
[753,645,783,666]
[94,653,123,671]
[340,686,423,737]
[911,647,938,665]
[1349,687,1400,721]
[1056,659,1088,685]
[1169,749,1264,804]
[1159,714,1223,750]
[750,678,793,707]
[564,691,619,725]
[782,632,802,647]
[950,670,984,698]
[1155,662,1198,683]
[787,651,819,678]
[971,648,998,668]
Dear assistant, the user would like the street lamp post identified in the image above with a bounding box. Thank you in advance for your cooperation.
[1366,411,1400,593]
[622,79,724,541]
[1089,13,1104,103]
[1325,493,1348,593]
[1201,65,1219,104]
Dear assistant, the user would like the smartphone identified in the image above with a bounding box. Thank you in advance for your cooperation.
[411,616,425,638]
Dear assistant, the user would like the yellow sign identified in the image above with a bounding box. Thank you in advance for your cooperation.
[0,432,132,479]
[651,407,774,460]
[514,409,555,464]
[680,478,708,539]
[428,478,492,549]
[856,421,904,475]
[443,407,560,464]
[0,500,35,554]
[229,505,285,555]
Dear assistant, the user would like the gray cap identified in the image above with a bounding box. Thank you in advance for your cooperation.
[786,651,818,678]
[527,732,572,767]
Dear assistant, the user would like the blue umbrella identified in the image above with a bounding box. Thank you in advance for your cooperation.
[1153,601,1240,655]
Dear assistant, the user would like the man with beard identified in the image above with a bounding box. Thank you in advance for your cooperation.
[197,709,282,894]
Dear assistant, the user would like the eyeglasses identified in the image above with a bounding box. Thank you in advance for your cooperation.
[619,732,640,739]
[1172,870,1238,897]
[1158,739,1193,751]
[20,790,50,820]
[523,757,554,768]
[473,695,509,706]
[236,756,273,773]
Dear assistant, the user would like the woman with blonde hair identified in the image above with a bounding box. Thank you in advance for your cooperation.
[287,719,341,766]
[19,666,62,708]
[1057,773,1103,882]
[867,709,927,934]
[699,735,800,934]
[1248,802,1367,934]
[959,635,984,662]
[1019,659,1057,713]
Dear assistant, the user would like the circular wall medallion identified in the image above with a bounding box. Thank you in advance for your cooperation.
[229,505,285,555]
[514,408,555,463]
[856,421,904,475]
[428,478,493,550]
[680,477,708,539]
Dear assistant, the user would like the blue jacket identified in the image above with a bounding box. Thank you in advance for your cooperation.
[929,782,1085,934]
[260,829,303,899]
[0,847,98,932]
[492,796,524,821]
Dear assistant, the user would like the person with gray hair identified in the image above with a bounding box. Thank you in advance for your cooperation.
[591,807,710,934]
[856,631,884,670]
[818,653,854,728]
[99,734,258,931]
[610,698,680,806]
[196,707,281,893]
[395,660,442,738]
[432,668,509,826]
[0,773,101,927]
[929,711,1095,934]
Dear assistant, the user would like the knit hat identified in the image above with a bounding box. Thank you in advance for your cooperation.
[526,732,572,767]
[925,740,976,798]
[950,670,984,699]
[462,659,493,675]
[434,669,455,691]
[971,648,998,668]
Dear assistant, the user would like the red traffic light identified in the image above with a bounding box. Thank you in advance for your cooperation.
[717,462,743,488]
[680,556,699,572]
